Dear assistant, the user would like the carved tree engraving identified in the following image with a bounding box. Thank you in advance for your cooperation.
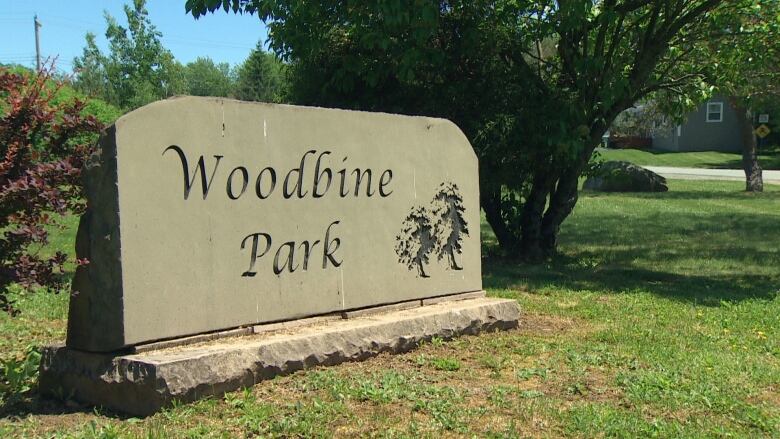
[395,205,435,278]
[395,181,469,277]
[432,182,469,270]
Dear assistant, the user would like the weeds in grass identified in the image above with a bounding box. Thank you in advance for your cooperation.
[428,357,461,372]
[519,390,545,399]
[81,421,123,439]
[0,345,41,404]
[479,354,508,378]
[516,366,550,381]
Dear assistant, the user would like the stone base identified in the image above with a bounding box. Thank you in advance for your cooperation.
[39,297,520,416]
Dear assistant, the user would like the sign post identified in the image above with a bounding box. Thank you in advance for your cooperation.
[756,124,771,150]
[756,124,771,139]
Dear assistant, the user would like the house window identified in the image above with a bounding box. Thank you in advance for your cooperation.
[706,102,723,123]
[677,125,681,137]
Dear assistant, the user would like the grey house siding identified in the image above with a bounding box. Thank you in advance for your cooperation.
[653,126,679,151]
[654,97,743,152]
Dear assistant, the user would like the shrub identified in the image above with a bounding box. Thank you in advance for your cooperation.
[0,65,103,313]
[0,345,41,404]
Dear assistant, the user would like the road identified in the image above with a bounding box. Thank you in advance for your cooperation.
[644,166,780,184]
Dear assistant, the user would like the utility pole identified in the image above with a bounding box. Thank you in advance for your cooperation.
[34,14,42,71]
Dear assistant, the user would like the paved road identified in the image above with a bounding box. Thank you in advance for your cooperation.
[644,166,780,184]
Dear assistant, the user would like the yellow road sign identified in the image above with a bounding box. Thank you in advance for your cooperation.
[756,124,771,139]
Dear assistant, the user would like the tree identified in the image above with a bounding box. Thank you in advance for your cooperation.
[703,0,780,192]
[432,182,469,270]
[74,0,187,110]
[183,57,235,97]
[0,65,103,313]
[71,33,107,99]
[187,0,749,259]
[235,43,287,102]
[395,206,435,278]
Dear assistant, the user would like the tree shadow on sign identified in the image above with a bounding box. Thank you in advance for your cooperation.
[481,203,780,306]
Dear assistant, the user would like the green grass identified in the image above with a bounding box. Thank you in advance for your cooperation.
[1,180,779,437]
[598,147,780,170]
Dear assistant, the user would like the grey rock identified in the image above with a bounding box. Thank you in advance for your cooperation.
[422,290,486,306]
[39,297,520,416]
[68,126,125,352]
[584,160,668,192]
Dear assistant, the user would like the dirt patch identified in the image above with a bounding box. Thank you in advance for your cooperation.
[518,313,579,336]
[10,412,95,434]
[749,386,780,407]
[0,402,111,437]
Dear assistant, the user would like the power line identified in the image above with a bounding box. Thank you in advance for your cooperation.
[43,21,93,32]
[2,12,259,69]
[162,37,255,51]
[41,14,102,27]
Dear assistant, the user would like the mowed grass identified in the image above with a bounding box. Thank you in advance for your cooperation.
[1,180,779,437]
[597,147,780,170]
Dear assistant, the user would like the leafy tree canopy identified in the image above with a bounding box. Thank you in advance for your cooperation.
[234,43,288,103]
[704,0,780,101]
[187,0,762,259]
[691,0,780,191]
[183,57,236,97]
[74,0,187,110]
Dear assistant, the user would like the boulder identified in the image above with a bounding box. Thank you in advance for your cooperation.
[583,161,668,192]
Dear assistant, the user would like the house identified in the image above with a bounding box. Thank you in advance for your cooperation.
[653,96,743,152]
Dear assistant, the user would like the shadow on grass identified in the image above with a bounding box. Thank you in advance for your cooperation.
[602,146,780,170]
[483,194,780,306]
[609,148,678,156]
[705,156,780,171]
[484,258,777,306]
[0,394,124,420]
[585,190,780,201]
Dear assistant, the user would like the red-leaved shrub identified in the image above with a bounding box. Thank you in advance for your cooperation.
[0,65,103,313]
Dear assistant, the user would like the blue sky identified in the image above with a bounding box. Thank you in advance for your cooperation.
[0,0,269,72]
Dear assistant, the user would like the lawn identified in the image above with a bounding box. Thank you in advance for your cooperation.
[1,180,779,438]
[597,147,780,170]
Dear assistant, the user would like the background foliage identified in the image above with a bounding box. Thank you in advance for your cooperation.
[187,0,758,260]
[73,0,288,110]
[0,65,105,312]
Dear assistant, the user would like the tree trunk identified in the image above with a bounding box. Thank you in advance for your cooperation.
[481,125,617,260]
[729,96,763,192]
[481,189,521,254]
[520,169,557,261]
[539,134,604,253]
[540,165,580,252]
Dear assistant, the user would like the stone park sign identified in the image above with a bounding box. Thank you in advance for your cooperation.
[41,97,519,414]
[68,97,483,352]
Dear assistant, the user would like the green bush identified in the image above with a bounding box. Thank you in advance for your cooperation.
[0,64,115,313]
[0,345,41,404]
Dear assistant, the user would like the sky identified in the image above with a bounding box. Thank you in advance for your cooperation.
[0,0,269,72]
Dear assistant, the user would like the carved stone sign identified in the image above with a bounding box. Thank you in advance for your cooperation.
[67,97,482,352]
